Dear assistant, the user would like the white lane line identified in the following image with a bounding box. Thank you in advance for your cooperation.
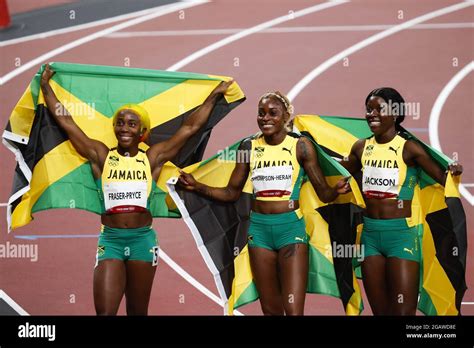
[166,0,349,71]
[159,249,243,315]
[462,302,474,304]
[0,203,7,207]
[0,0,209,86]
[0,290,30,315]
[106,22,474,37]
[287,1,474,102]
[429,61,474,206]
[0,4,188,47]
[462,184,474,187]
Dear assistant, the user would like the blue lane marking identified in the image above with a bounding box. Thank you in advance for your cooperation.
[14,234,98,240]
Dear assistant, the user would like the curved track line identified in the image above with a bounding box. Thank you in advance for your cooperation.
[166,0,349,71]
[0,0,208,86]
[159,249,243,315]
[429,61,474,206]
[287,1,474,101]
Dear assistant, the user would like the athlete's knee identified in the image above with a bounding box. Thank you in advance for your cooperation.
[126,307,148,316]
[96,307,119,316]
[284,305,304,316]
[126,300,149,316]
[260,302,284,316]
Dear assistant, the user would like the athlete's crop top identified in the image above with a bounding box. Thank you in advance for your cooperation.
[249,133,305,201]
[361,134,419,200]
[97,148,153,214]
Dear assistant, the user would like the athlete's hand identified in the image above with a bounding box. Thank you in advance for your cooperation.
[335,176,351,194]
[178,170,198,191]
[210,79,234,96]
[41,63,55,84]
[447,162,463,176]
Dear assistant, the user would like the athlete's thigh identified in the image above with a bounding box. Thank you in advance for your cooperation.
[249,247,283,315]
[278,243,308,315]
[93,259,126,315]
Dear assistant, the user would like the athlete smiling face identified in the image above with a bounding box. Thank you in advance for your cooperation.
[113,110,144,156]
[365,95,398,143]
[257,95,290,144]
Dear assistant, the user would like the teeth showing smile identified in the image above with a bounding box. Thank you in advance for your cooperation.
[369,121,381,127]
[120,135,132,141]
[262,125,273,129]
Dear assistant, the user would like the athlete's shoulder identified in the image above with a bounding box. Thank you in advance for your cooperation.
[238,136,253,151]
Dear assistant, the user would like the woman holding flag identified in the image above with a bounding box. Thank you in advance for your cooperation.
[40,64,233,315]
[340,87,463,315]
[178,91,351,315]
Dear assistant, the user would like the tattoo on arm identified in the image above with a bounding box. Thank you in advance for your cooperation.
[298,139,309,160]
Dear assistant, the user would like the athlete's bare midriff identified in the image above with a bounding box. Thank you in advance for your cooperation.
[364,198,412,219]
[252,199,300,214]
[101,211,153,229]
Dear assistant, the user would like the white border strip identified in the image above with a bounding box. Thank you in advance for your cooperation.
[0,290,30,315]
[107,22,474,37]
[0,3,191,47]
[429,61,474,206]
[166,177,233,315]
[166,0,349,71]
[287,1,474,101]
[160,248,243,315]
[0,0,209,85]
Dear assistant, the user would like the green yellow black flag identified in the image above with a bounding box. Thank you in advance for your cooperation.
[295,115,467,315]
[3,62,245,231]
[167,125,366,315]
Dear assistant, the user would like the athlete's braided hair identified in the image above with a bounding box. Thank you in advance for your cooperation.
[365,87,405,130]
[260,91,294,115]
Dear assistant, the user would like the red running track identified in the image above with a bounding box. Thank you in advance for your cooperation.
[0,0,472,315]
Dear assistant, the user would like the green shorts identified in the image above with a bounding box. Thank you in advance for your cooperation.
[248,209,308,251]
[95,225,159,266]
[361,216,420,263]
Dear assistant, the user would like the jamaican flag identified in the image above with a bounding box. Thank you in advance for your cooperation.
[295,115,467,315]
[3,62,245,231]
[167,126,366,315]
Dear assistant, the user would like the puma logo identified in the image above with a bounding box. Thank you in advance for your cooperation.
[403,247,414,255]
[295,236,305,242]
[388,146,400,155]
[136,158,146,166]
[282,147,292,156]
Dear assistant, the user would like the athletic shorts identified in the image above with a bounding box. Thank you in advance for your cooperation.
[361,216,420,263]
[248,209,308,251]
[95,225,159,267]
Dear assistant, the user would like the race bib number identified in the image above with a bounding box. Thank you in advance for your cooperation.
[152,246,160,266]
[103,181,148,210]
[251,166,293,198]
[362,166,399,199]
